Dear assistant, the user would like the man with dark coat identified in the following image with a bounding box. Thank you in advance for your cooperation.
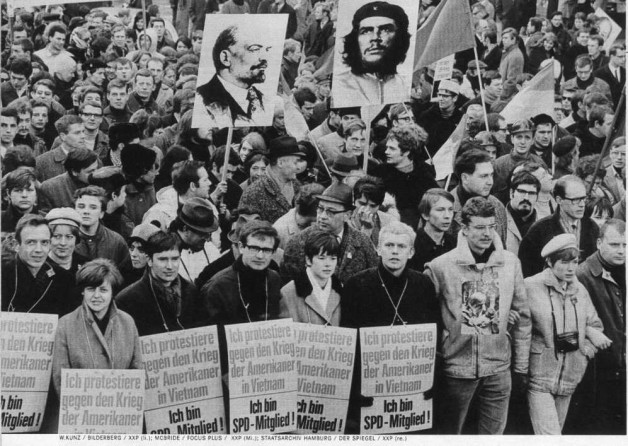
[281,183,378,285]
[120,144,158,225]
[576,219,626,434]
[116,231,209,336]
[594,43,626,109]
[418,80,465,156]
[519,175,599,277]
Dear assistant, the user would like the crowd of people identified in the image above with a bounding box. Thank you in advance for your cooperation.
[0,0,625,436]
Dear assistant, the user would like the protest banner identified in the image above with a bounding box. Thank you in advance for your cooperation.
[141,327,225,435]
[0,312,57,433]
[594,8,622,52]
[225,319,297,434]
[331,0,419,107]
[432,55,456,82]
[293,324,357,434]
[359,323,437,434]
[58,369,144,434]
[192,14,288,128]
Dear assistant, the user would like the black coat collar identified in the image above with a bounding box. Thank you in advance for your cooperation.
[294,271,342,298]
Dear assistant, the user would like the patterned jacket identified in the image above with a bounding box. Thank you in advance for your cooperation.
[238,174,300,224]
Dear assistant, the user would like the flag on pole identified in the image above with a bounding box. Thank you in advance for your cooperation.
[413,0,476,74]
[432,115,468,181]
[500,62,555,123]
[284,97,310,141]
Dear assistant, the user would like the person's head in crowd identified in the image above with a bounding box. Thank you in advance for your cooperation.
[550,11,564,29]
[114,58,134,83]
[390,103,415,127]
[236,220,279,271]
[108,123,141,155]
[461,197,497,253]
[588,105,614,138]
[45,207,81,267]
[127,223,160,271]
[329,105,361,131]
[170,197,217,252]
[267,136,303,182]
[15,214,52,272]
[455,149,494,198]
[64,148,98,185]
[8,57,32,93]
[487,112,508,144]
[572,12,587,31]
[56,115,86,153]
[191,29,203,55]
[543,32,557,53]
[609,136,626,172]
[529,114,555,150]
[584,91,611,118]
[10,24,28,42]
[175,37,192,56]
[88,166,128,215]
[587,34,604,59]
[133,12,145,32]
[342,119,367,158]
[418,188,455,233]
[509,119,535,155]
[2,146,35,175]
[239,132,267,162]
[554,175,587,221]
[509,170,540,216]
[575,28,590,49]
[437,79,459,114]
[585,196,614,228]
[4,166,37,215]
[172,89,196,122]
[313,1,332,22]
[150,17,166,40]
[133,69,156,100]
[30,79,55,107]
[79,101,104,134]
[293,88,317,122]
[211,145,242,180]
[597,219,626,266]
[384,125,419,167]
[10,38,34,60]
[315,183,354,236]
[575,55,594,82]
[501,27,518,50]
[576,154,607,194]
[466,105,485,134]
[83,59,107,88]
[226,206,262,250]
[74,185,107,233]
[159,46,177,64]
[9,102,31,139]
[71,85,86,109]
[541,233,580,278]
[133,51,152,70]
[121,143,158,184]
[111,24,127,49]
[377,221,416,276]
[526,17,543,35]
[609,43,626,69]
[145,231,181,286]
[243,151,270,184]
[283,39,303,65]
[290,183,324,231]
[162,65,177,89]
[517,161,554,195]
[560,85,576,114]
[353,175,386,217]
[271,101,286,133]
[46,22,67,53]
[342,1,411,77]
[303,229,340,285]
[473,131,498,160]
[147,57,165,84]
[80,86,104,107]
[117,9,132,27]
[483,71,503,99]
[295,140,317,178]
[553,94,566,122]
[172,160,212,200]
[106,79,129,112]
[483,30,498,50]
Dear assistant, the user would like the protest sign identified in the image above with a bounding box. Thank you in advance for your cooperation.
[359,323,437,434]
[141,327,225,435]
[0,312,57,433]
[432,55,456,81]
[192,14,288,129]
[594,8,622,52]
[58,369,144,434]
[225,319,297,434]
[293,324,357,434]
[331,0,419,107]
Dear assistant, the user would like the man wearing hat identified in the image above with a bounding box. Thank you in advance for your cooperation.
[281,183,378,285]
[83,59,108,89]
[239,136,304,224]
[519,175,600,277]
[329,153,361,184]
[418,79,465,156]
[168,197,220,283]
[88,166,134,239]
[45,207,88,276]
[333,1,412,107]
[492,119,548,203]
[463,60,488,97]
[39,148,99,214]
[121,222,161,287]
[121,143,158,225]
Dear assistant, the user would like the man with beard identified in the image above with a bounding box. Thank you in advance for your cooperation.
[505,171,540,255]
[11,102,46,156]
[196,25,271,127]
[334,1,412,106]
[169,197,219,283]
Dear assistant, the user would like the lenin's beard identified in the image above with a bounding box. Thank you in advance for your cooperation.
[342,31,409,77]
[244,62,267,86]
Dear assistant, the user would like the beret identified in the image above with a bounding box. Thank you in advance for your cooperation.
[553,135,577,157]
[45,207,82,228]
[352,1,409,31]
[541,234,579,258]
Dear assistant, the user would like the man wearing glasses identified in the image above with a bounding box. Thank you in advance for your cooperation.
[425,196,530,434]
[78,101,109,161]
[418,79,464,156]
[281,183,378,285]
[505,171,540,255]
[519,175,600,277]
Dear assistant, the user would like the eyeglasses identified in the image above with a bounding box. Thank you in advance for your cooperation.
[437,93,454,98]
[317,205,346,216]
[514,188,538,197]
[562,196,587,205]
[468,224,497,232]
[243,244,275,255]
[81,112,103,119]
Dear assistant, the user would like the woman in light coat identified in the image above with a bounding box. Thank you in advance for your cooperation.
[52,259,142,395]
[524,234,611,434]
